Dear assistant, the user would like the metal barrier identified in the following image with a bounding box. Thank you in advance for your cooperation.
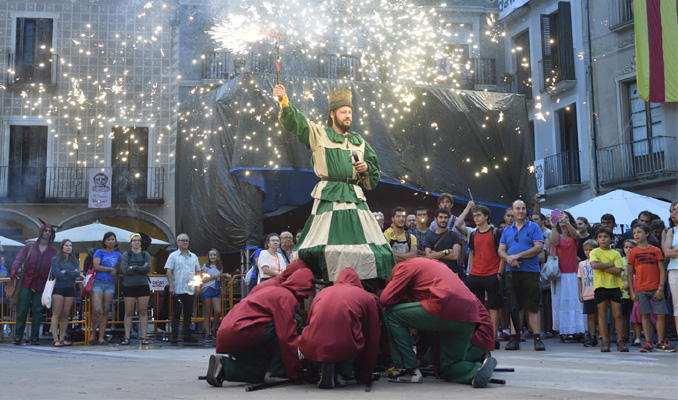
[0,277,87,344]
[1,273,249,344]
[228,274,247,311]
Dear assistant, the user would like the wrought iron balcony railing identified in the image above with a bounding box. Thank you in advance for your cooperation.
[0,166,165,203]
[597,136,678,185]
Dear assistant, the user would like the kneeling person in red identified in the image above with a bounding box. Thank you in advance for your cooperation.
[206,268,315,386]
[380,258,497,387]
[299,268,380,389]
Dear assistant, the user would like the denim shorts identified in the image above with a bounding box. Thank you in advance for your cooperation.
[201,286,221,300]
[92,279,116,295]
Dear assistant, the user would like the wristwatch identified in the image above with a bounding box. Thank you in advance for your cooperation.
[497,272,504,277]
[444,249,450,256]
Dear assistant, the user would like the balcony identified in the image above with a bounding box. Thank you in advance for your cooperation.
[201,51,232,82]
[538,47,576,94]
[0,166,165,204]
[499,72,533,100]
[609,0,634,31]
[6,52,58,86]
[248,53,275,74]
[434,58,497,89]
[472,58,497,86]
[544,150,581,190]
[318,54,363,81]
[597,136,678,186]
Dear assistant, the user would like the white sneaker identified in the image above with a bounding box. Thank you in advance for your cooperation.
[263,371,287,383]
[335,375,356,387]
[388,368,423,383]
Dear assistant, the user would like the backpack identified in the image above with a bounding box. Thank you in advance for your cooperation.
[468,226,502,253]
[388,232,412,252]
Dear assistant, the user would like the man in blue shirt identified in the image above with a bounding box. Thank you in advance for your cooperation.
[498,199,545,351]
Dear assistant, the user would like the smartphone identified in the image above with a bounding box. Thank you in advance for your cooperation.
[539,193,547,200]
[551,209,562,224]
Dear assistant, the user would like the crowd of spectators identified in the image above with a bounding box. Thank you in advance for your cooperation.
[3,196,676,356]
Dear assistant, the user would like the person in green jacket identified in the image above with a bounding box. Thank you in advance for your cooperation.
[121,233,152,345]
[272,84,395,284]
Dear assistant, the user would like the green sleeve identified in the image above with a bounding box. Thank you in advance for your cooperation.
[361,140,381,190]
[279,104,311,149]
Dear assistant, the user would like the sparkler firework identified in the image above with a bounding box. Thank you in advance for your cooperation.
[207,0,479,97]
[2,0,531,201]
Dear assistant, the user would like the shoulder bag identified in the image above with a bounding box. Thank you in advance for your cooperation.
[81,260,96,297]
[5,243,34,305]
[542,245,561,281]
[432,230,450,251]
[41,271,56,308]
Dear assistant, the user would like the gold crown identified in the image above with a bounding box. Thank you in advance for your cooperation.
[328,89,352,111]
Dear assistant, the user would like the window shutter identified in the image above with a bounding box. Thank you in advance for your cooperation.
[557,2,574,80]
[540,14,553,86]
[15,18,26,79]
[558,110,567,152]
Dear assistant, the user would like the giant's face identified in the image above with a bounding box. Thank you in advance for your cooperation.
[332,106,352,132]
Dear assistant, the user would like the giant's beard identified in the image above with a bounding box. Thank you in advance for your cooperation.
[332,114,351,133]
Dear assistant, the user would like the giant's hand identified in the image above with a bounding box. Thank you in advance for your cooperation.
[273,84,286,99]
[353,161,368,173]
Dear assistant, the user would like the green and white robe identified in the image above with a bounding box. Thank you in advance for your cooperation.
[280,104,396,281]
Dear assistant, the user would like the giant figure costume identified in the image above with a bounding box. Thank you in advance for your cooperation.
[278,89,396,281]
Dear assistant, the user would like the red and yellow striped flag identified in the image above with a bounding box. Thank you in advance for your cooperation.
[634,0,678,102]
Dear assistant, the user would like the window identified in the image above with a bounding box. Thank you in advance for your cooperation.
[544,106,580,189]
[539,2,575,90]
[249,52,274,74]
[556,104,580,184]
[529,120,535,154]
[318,54,362,81]
[8,125,48,201]
[608,0,634,31]
[444,44,472,88]
[626,81,665,173]
[202,52,232,81]
[11,18,55,85]
[628,82,663,140]
[111,126,149,201]
[513,30,532,99]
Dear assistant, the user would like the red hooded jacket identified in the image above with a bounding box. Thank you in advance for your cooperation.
[216,268,314,380]
[249,259,306,295]
[11,224,57,292]
[299,268,380,383]
[380,258,481,325]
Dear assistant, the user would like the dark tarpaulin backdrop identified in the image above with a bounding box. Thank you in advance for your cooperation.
[177,73,535,254]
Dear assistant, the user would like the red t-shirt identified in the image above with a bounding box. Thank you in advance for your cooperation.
[554,235,578,274]
[627,245,664,292]
[470,228,501,276]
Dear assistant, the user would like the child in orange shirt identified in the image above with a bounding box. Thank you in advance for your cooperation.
[627,223,675,352]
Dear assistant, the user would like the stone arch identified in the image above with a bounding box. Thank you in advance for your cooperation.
[0,208,41,236]
[58,208,176,246]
